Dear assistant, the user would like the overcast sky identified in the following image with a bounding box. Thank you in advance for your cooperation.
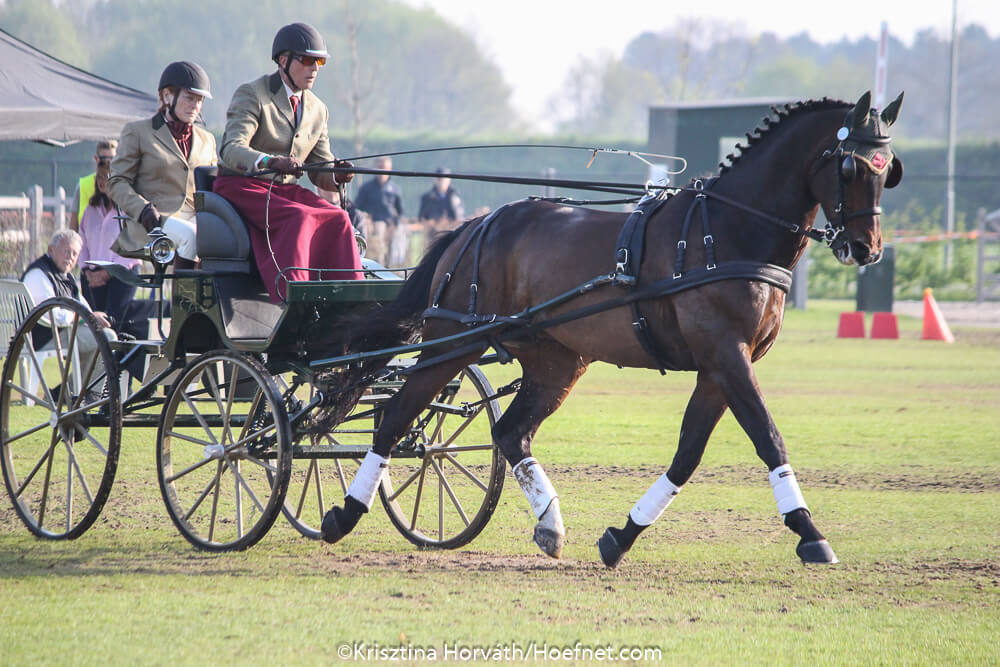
[402,0,999,130]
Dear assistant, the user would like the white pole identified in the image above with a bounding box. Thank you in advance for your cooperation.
[944,0,959,271]
[874,22,889,110]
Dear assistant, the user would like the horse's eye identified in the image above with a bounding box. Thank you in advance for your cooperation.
[840,155,857,182]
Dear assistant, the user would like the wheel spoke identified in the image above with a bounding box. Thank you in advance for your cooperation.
[207,460,224,542]
[440,452,489,492]
[62,439,95,506]
[181,380,221,446]
[163,429,216,449]
[226,458,267,515]
[293,459,316,520]
[13,433,59,499]
[164,450,218,484]
[4,377,54,410]
[25,340,57,408]
[183,460,225,522]
[73,422,109,458]
[387,463,425,501]
[243,454,279,475]
[37,429,59,529]
[408,460,430,531]
[436,408,481,448]
[5,419,54,446]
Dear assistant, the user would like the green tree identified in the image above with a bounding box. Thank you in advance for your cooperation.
[0,0,89,67]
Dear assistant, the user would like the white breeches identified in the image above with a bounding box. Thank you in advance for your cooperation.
[162,215,198,260]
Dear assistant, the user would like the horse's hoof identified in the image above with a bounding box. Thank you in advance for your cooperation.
[597,528,628,569]
[533,524,564,559]
[797,539,839,564]
[320,507,347,544]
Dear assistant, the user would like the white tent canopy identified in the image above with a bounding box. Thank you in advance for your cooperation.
[0,28,158,145]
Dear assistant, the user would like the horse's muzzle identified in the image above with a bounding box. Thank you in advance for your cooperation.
[850,240,882,266]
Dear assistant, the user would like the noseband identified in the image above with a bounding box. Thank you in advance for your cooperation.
[816,125,892,252]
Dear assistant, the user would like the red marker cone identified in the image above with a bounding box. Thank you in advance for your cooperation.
[870,312,899,339]
[837,311,866,338]
[921,288,954,343]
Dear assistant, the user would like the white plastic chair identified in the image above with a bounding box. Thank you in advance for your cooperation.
[0,278,82,406]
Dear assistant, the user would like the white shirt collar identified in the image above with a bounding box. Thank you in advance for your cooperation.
[282,80,301,100]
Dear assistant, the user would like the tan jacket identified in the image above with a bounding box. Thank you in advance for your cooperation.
[219,72,337,191]
[108,113,217,221]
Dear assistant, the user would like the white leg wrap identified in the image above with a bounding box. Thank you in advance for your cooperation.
[512,457,557,519]
[629,474,682,526]
[347,451,389,509]
[769,464,808,516]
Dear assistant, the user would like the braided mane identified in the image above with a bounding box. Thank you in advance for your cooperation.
[717,97,852,176]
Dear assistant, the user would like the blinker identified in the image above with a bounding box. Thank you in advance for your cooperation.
[836,127,849,141]
[840,154,857,182]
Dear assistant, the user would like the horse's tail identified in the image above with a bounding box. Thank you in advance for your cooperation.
[308,218,479,431]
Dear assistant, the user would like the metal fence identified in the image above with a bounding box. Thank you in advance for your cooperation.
[0,185,70,278]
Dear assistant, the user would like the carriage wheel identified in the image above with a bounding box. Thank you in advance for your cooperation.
[379,364,505,549]
[156,350,291,551]
[0,297,121,540]
[271,370,367,540]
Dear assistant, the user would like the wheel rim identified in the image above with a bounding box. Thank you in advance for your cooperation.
[0,298,121,539]
[379,365,504,548]
[157,351,290,551]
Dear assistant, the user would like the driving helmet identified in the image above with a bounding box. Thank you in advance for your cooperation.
[271,22,328,62]
[157,61,212,99]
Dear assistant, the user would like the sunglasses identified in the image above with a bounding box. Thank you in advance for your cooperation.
[292,54,327,67]
[96,156,113,165]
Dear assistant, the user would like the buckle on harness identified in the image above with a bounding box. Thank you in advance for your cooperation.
[703,234,714,246]
[615,248,629,275]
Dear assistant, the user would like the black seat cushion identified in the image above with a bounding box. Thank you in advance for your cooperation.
[195,191,252,273]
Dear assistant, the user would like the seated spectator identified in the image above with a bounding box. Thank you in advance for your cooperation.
[21,230,117,396]
[79,152,141,328]
[418,167,464,223]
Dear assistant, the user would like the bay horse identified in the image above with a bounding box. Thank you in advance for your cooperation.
[319,91,904,567]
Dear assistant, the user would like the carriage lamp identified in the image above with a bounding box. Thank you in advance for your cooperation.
[147,229,176,266]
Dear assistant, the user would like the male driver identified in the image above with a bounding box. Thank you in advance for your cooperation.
[69,140,117,231]
[213,21,361,302]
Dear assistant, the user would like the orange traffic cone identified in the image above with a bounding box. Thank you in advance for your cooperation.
[837,311,866,338]
[870,312,899,339]
[921,288,954,342]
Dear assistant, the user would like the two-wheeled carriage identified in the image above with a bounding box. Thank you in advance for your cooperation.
[1,168,508,551]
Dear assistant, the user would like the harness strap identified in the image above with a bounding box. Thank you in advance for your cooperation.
[429,203,513,311]
[682,186,826,242]
[614,196,668,284]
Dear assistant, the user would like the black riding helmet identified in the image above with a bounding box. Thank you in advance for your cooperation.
[158,61,211,123]
[272,22,328,89]
[158,61,212,99]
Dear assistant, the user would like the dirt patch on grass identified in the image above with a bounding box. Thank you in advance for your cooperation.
[544,464,1000,493]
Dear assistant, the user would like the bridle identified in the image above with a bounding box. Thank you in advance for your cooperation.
[814,121,894,253]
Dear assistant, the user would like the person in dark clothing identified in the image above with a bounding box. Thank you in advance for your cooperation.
[353,156,403,225]
[418,167,464,222]
[21,230,117,386]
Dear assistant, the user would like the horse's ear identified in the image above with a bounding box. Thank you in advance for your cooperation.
[880,91,904,127]
[885,155,903,188]
[848,91,872,129]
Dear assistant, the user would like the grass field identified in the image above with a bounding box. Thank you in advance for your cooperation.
[2,300,998,665]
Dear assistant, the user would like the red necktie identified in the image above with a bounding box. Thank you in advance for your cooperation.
[289,95,299,124]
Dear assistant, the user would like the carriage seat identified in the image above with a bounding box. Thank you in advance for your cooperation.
[194,166,252,274]
[193,166,283,341]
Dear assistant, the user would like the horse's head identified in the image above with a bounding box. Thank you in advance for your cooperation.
[810,91,904,266]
